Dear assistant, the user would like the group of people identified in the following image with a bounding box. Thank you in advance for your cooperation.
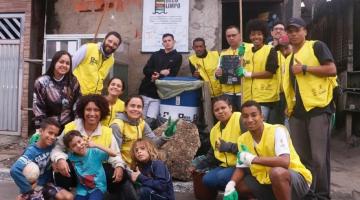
[190,17,336,200]
[9,15,337,200]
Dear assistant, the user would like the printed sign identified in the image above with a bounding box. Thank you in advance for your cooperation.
[220,55,241,84]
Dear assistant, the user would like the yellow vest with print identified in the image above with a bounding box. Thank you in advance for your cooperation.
[189,51,222,97]
[101,99,125,127]
[219,43,252,94]
[243,45,280,103]
[237,123,312,184]
[210,112,242,167]
[63,121,113,148]
[110,118,146,165]
[283,40,335,115]
[73,43,115,95]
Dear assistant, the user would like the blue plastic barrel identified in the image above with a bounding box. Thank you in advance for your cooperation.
[158,77,201,122]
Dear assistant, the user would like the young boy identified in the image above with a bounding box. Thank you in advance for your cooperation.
[63,130,117,200]
[11,118,73,200]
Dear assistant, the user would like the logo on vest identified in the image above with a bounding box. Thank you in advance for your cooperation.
[89,57,98,65]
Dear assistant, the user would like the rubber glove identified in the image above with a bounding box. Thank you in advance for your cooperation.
[235,67,252,78]
[29,131,40,145]
[163,117,179,138]
[238,151,256,166]
[236,144,251,167]
[223,180,238,200]
[237,44,246,56]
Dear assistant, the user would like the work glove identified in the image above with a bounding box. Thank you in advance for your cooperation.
[29,131,40,145]
[237,145,256,166]
[236,144,253,167]
[223,180,238,200]
[163,117,179,138]
[237,44,246,56]
[235,67,252,78]
[217,139,238,153]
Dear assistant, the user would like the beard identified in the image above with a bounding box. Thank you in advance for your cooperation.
[102,43,116,55]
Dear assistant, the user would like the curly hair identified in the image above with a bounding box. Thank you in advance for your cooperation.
[245,19,268,41]
[130,139,159,170]
[76,94,110,121]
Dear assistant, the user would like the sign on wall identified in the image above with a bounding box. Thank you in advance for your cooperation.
[141,0,189,52]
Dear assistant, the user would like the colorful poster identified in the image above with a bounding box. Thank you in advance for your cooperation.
[142,0,189,52]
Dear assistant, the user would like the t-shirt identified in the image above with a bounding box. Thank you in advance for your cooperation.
[290,41,335,118]
[10,144,54,194]
[68,148,109,196]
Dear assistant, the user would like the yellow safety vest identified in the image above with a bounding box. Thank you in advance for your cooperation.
[210,112,242,167]
[73,43,115,95]
[243,45,280,103]
[277,51,286,92]
[283,40,336,115]
[189,51,222,97]
[110,118,146,165]
[101,99,125,127]
[63,121,113,148]
[238,123,312,184]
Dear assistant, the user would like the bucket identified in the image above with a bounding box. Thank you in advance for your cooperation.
[192,171,218,200]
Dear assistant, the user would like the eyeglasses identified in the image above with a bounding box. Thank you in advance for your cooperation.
[273,27,285,31]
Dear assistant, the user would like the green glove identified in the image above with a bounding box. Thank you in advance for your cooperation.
[223,189,238,200]
[29,132,40,145]
[235,67,246,77]
[240,144,250,152]
[164,117,179,137]
[237,44,246,56]
[236,144,250,166]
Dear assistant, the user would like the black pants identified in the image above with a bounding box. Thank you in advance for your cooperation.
[53,161,137,200]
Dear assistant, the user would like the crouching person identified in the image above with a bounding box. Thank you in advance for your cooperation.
[224,100,312,200]
[11,118,73,200]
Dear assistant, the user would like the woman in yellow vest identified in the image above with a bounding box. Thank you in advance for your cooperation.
[240,19,279,122]
[224,100,312,200]
[101,77,125,127]
[190,96,243,194]
[110,95,177,166]
[50,94,138,199]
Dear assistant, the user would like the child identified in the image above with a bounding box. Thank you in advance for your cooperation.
[130,139,175,200]
[10,118,73,200]
[63,130,117,200]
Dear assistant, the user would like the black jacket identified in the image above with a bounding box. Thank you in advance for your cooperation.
[139,49,182,98]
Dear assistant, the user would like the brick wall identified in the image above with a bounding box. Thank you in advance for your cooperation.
[0,0,32,137]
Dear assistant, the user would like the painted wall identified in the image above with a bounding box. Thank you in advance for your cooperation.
[49,0,221,96]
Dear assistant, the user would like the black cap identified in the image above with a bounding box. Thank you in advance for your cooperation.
[286,17,306,29]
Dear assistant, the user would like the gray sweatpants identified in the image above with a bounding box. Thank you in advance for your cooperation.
[289,113,331,200]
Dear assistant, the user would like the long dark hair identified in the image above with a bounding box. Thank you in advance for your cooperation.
[45,50,74,98]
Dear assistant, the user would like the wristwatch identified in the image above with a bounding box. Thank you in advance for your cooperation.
[302,65,307,75]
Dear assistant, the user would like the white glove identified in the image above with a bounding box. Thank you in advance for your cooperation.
[239,151,256,166]
[244,71,252,78]
[224,180,236,195]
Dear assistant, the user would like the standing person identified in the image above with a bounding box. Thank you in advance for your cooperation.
[63,130,117,200]
[138,33,182,128]
[189,96,243,198]
[33,50,81,133]
[283,17,337,199]
[269,21,286,47]
[102,77,125,127]
[51,94,137,200]
[189,37,221,98]
[224,100,312,200]
[11,118,73,200]
[215,25,252,111]
[72,31,121,95]
[239,19,279,123]
[130,139,175,200]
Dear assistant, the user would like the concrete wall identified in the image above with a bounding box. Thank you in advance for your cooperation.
[49,0,221,96]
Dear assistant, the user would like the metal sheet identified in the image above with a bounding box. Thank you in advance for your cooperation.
[0,44,20,132]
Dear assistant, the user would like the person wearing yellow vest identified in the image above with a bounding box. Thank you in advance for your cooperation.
[189,96,244,196]
[189,38,221,98]
[72,31,121,95]
[110,95,177,166]
[102,77,125,127]
[284,18,337,200]
[224,100,312,200]
[50,94,138,199]
[238,19,279,123]
[215,25,251,111]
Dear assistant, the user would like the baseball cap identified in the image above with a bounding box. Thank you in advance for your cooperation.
[286,17,306,29]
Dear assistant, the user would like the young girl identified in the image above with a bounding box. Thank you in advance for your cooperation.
[102,77,126,126]
[130,139,175,200]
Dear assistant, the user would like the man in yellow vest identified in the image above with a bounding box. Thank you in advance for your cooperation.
[189,38,221,98]
[72,31,121,95]
[283,17,337,199]
[224,100,312,200]
[215,25,250,111]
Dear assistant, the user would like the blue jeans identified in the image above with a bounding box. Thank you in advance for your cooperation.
[224,94,241,112]
[75,189,103,200]
[139,186,168,200]
[202,167,235,191]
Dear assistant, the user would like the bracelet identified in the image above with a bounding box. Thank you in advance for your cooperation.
[302,65,307,75]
